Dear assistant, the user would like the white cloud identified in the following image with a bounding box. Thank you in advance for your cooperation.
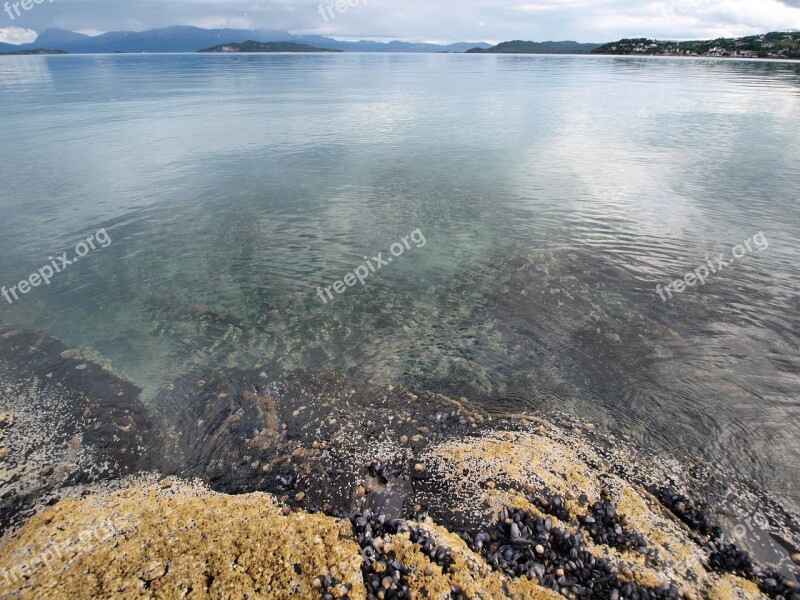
[0,27,37,44]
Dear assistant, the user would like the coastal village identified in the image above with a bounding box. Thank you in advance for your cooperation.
[594,30,800,58]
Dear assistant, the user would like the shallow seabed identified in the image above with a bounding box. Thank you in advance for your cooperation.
[0,54,798,531]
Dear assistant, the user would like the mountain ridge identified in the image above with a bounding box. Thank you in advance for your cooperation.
[0,26,492,54]
[466,40,602,54]
[2,27,798,57]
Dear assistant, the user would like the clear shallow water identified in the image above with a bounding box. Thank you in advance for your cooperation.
[1,53,799,516]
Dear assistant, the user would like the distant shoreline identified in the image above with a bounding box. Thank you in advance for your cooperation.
[2,26,797,57]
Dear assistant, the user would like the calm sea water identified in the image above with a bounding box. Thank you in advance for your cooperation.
[1,53,799,515]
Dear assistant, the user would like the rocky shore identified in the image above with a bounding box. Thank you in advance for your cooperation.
[0,322,798,598]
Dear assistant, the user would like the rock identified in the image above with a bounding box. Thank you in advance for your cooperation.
[60,349,81,360]
[141,562,167,581]
[381,576,392,590]
[0,447,8,460]
[792,552,800,566]
[40,465,54,476]
[75,364,87,371]
[413,463,426,474]
[294,492,305,502]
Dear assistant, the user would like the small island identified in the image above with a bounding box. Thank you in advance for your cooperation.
[466,40,601,54]
[0,48,68,56]
[198,40,342,53]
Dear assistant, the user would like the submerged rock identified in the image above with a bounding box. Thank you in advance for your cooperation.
[1,323,798,598]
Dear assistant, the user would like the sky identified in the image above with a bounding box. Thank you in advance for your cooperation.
[2,0,800,45]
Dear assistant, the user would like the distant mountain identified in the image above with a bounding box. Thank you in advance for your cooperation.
[0,26,492,54]
[0,48,68,56]
[33,29,90,47]
[593,31,800,59]
[199,41,341,53]
[466,40,602,54]
[293,36,492,53]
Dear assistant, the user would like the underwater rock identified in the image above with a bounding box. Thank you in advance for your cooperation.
[1,323,798,598]
[0,324,168,534]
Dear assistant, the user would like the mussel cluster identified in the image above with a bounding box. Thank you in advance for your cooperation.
[348,509,456,600]
[460,506,679,599]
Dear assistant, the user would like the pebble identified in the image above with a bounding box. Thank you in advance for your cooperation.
[0,447,8,460]
[792,552,800,566]
[413,463,426,473]
[294,492,305,502]
[75,364,87,371]
[400,435,409,444]
[60,349,81,360]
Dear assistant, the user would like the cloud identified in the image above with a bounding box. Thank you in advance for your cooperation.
[1,0,799,44]
[0,26,37,44]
